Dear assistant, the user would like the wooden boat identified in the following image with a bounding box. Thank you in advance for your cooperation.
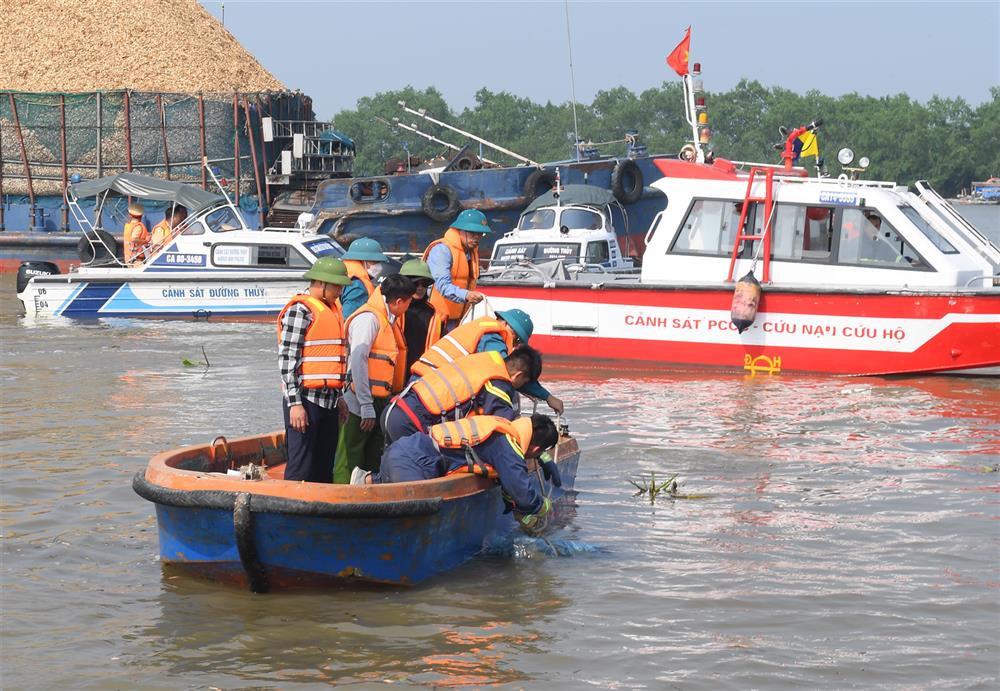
[133,427,580,591]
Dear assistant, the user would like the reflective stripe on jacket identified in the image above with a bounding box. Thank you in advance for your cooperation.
[411,316,513,378]
[345,291,407,398]
[411,351,509,416]
[277,294,346,389]
[423,228,479,320]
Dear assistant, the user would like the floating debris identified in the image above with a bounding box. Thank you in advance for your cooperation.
[629,472,711,503]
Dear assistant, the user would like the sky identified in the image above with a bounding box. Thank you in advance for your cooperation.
[201,1,1000,120]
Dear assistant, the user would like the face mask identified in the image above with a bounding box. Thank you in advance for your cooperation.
[367,263,383,279]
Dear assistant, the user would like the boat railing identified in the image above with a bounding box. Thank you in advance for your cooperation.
[915,180,1000,268]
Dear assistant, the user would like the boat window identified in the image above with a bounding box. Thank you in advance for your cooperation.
[670,199,742,255]
[836,208,927,268]
[519,209,556,230]
[764,204,834,261]
[560,208,603,230]
[213,244,311,268]
[491,241,581,265]
[304,238,343,258]
[898,205,958,254]
[585,241,610,264]
[180,219,205,236]
[204,207,243,233]
[350,180,390,203]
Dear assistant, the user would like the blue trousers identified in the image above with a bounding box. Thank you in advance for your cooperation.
[283,398,339,483]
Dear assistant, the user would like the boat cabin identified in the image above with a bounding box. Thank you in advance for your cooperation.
[640,161,1000,289]
[488,185,633,271]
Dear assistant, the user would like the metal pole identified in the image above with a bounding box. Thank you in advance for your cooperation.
[397,101,538,166]
[124,90,133,172]
[389,118,499,165]
[564,0,581,161]
[96,91,103,178]
[60,94,69,230]
[257,94,271,206]
[9,93,37,229]
[157,93,171,179]
[198,93,207,189]
[232,93,240,206]
[0,112,5,231]
[242,97,266,229]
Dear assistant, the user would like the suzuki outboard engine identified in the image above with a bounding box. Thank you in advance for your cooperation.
[16,261,60,294]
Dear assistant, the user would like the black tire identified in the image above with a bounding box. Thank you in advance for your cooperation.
[78,229,121,266]
[421,184,460,223]
[16,261,59,294]
[523,169,557,201]
[611,159,643,204]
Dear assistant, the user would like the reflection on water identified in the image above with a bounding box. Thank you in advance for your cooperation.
[2,275,998,688]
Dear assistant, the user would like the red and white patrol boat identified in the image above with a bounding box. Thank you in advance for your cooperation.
[478,68,1000,377]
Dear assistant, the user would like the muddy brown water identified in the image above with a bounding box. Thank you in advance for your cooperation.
[1,273,998,688]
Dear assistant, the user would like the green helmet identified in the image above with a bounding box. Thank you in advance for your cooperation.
[451,208,491,234]
[302,256,351,285]
[341,237,389,262]
[399,258,433,281]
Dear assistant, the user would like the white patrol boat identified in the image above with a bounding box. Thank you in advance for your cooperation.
[477,67,1000,377]
[16,171,344,320]
[488,184,636,273]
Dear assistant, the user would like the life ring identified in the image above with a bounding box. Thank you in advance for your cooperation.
[421,184,461,223]
[522,169,557,201]
[611,159,643,204]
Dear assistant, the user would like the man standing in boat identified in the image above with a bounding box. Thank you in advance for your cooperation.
[333,274,415,483]
[123,202,150,265]
[357,413,560,533]
[339,237,390,319]
[277,257,353,483]
[423,209,490,332]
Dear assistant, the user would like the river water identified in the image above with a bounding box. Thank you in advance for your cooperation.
[2,204,999,689]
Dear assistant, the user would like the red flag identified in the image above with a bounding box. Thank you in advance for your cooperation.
[666,27,691,77]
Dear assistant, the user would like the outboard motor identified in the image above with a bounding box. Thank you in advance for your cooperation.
[16,261,59,294]
[78,228,121,267]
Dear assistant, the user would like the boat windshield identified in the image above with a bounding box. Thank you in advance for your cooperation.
[204,207,243,233]
[492,241,581,265]
[519,209,556,230]
[837,208,926,268]
[898,205,959,254]
[304,238,343,258]
[559,208,604,230]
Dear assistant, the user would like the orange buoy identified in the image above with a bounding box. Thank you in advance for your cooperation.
[730,271,761,333]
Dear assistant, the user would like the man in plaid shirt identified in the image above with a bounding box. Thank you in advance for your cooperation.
[278,257,352,482]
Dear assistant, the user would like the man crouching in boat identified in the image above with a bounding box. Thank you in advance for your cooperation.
[381,346,543,445]
[357,414,560,532]
[277,257,353,483]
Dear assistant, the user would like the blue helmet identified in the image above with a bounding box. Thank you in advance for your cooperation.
[451,208,491,234]
[496,308,533,344]
[341,237,389,262]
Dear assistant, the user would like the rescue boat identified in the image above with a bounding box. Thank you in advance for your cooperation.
[477,70,1000,377]
[133,424,579,589]
[15,170,345,319]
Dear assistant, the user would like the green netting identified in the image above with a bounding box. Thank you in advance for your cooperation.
[0,89,311,201]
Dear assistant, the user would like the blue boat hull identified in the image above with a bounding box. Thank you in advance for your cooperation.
[136,440,579,588]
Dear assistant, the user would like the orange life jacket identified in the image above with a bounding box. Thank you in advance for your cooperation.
[423,228,479,321]
[149,219,171,250]
[411,351,510,416]
[343,259,376,296]
[345,291,407,398]
[276,294,346,389]
[434,416,533,477]
[123,219,150,263]
[411,316,514,378]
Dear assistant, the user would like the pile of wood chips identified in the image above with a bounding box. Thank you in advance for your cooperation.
[0,0,284,93]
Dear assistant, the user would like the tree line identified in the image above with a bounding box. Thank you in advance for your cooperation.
[331,82,1000,197]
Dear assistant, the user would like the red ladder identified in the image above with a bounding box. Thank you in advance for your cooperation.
[726,166,776,283]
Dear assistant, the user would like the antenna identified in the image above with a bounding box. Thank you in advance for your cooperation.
[564,0,581,161]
